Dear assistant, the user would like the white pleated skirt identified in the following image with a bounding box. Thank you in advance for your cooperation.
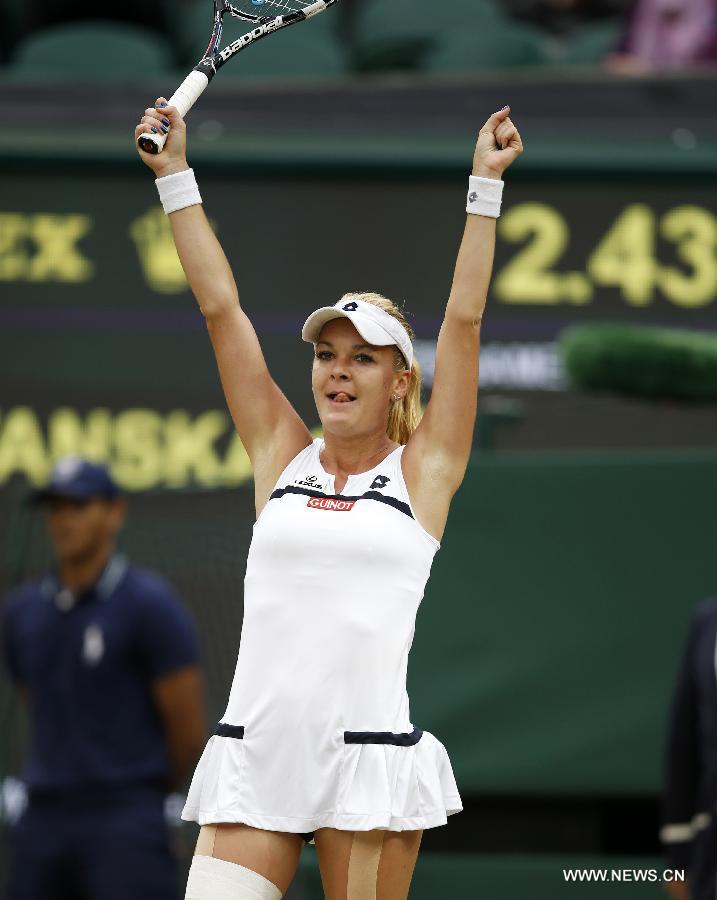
[181,723,463,837]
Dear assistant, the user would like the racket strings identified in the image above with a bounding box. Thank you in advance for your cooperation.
[258,0,318,10]
[226,0,318,22]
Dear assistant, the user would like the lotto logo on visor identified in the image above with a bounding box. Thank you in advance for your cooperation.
[307,497,356,512]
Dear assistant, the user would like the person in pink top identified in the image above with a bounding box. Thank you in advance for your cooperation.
[605,0,717,73]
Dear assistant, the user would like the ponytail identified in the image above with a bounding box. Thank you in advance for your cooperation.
[388,354,422,445]
[339,292,423,445]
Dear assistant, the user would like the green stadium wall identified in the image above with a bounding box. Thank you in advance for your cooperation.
[3,452,714,798]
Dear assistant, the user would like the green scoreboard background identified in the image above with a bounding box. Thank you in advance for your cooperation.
[2,169,716,491]
[3,172,716,322]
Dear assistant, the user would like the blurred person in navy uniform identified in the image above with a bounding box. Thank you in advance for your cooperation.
[660,599,717,900]
[1,457,206,900]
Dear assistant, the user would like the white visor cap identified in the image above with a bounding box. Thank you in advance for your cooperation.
[301,299,413,369]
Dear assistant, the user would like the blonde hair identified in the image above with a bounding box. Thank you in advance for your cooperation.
[339,292,422,445]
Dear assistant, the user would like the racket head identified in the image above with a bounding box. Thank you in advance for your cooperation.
[136,0,337,154]
[225,0,328,22]
[209,0,336,71]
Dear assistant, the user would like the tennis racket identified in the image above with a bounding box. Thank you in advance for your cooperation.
[137,0,338,155]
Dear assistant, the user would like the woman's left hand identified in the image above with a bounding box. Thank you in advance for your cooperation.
[473,106,524,180]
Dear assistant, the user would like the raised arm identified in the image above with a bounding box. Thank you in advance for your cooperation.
[404,107,523,500]
[135,98,312,509]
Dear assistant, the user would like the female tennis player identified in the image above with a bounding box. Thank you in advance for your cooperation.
[136,99,523,900]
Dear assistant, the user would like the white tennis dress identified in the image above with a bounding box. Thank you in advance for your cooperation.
[182,437,462,837]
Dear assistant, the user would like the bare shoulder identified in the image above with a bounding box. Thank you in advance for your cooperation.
[253,429,314,520]
[401,437,455,545]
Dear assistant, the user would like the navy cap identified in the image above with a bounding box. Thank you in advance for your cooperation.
[31,457,121,504]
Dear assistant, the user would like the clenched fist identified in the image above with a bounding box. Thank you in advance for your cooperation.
[473,106,524,180]
[134,97,189,179]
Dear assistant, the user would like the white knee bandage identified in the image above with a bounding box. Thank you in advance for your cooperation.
[184,855,282,900]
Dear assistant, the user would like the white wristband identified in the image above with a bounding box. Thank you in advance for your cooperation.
[155,168,202,215]
[466,175,504,218]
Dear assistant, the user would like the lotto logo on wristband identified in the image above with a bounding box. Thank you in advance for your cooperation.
[307,497,356,512]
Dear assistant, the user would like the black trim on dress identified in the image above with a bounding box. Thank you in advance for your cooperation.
[215,722,245,739]
[269,484,413,519]
[344,727,424,746]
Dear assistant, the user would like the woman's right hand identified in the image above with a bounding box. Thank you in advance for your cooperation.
[134,96,189,178]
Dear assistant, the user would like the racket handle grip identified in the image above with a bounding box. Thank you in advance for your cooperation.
[137,70,210,156]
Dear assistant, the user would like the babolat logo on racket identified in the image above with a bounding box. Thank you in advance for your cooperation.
[219,18,283,61]
[307,497,356,511]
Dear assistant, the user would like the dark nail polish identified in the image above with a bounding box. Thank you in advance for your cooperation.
[160,124,169,134]
[151,127,158,133]
[159,102,167,108]
[162,117,170,126]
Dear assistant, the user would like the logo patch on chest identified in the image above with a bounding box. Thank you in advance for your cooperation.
[307,497,356,512]
[295,474,320,488]
[82,624,105,665]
